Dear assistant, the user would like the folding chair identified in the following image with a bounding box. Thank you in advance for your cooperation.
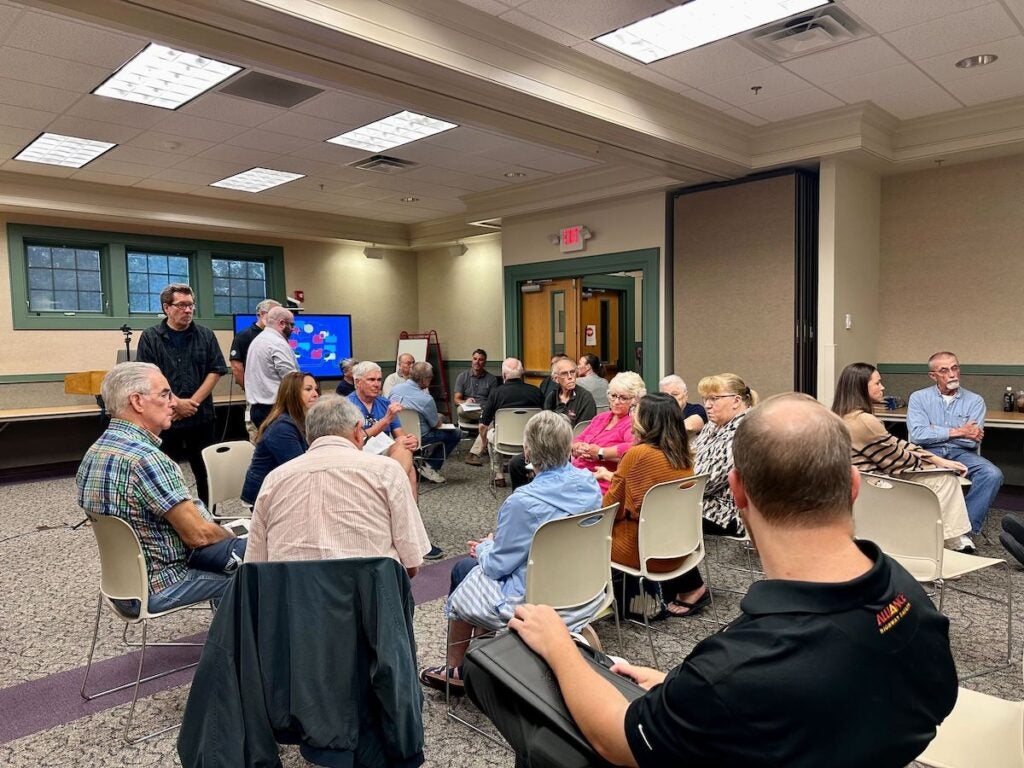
[201,440,254,520]
[854,473,1013,679]
[917,649,1024,768]
[398,409,446,490]
[611,474,715,666]
[446,504,621,743]
[81,514,205,743]
[572,419,592,437]
[490,407,541,493]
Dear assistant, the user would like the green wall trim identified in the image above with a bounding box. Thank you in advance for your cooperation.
[0,373,70,384]
[503,248,659,391]
[878,363,1024,375]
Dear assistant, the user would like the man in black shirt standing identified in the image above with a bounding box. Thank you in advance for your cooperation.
[477,393,958,768]
[137,283,227,507]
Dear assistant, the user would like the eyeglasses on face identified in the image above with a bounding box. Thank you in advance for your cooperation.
[933,364,960,375]
[556,369,578,378]
[140,388,173,401]
[703,393,738,405]
[608,392,634,401]
[168,301,195,310]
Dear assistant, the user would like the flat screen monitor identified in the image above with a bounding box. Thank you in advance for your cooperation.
[234,313,352,380]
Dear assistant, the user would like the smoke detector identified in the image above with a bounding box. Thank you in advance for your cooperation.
[739,5,866,61]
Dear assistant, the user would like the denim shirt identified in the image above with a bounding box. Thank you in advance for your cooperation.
[906,385,986,451]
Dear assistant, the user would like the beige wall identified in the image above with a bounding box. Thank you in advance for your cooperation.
[878,154,1024,364]
[415,235,503,361]
[674,175,796,397]
[818,158,881,403]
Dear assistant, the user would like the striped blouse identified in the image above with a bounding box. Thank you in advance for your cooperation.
[843,410,932,475]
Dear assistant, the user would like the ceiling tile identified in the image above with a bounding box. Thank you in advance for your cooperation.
[133,178,202,194]
[497,9,583,46]
[0,124,36,146]
[172,155,246,177]
[286,140,366,165]
[630,67,689,93]
[882,3,1018,60]
[871,85,963,119]
[293,90,396,125]
[178,93,285,128]
[0,5,24,44]
[397,141,505,173]
[70,169,148,186]
[146,167,228,186]
[67,95,166,130]
[403,165,508,192]
[44,115,142,144]
[943,63,1024,104]
[476,163,552,181]
[7,10,146,68]
[677,88,738,112]
[259,111,343,140]
[819,63,936,104]
[1005,0,1024,25]
[0,103,57,131]
[698,65,812,107]
[915,35,1024,84]
[0,46,108,91]
[83,157,159,178]
[452,0,510,15]
[0,78,79,112]
[781,37,907,85]
[231,128,316,154]
[742,87,845,122]
[843,0,994,33]
[423,126,515,153]
[570,40,644,72]
[197,143,281,167]
[722,107,767,126]
[515,0,671,40]
[151,112,247,143]
[647,40,773,89]
[105,145,185,168]
[126,132,215,156]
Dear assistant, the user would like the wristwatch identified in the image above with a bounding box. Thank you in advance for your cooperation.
[597,448,604,461]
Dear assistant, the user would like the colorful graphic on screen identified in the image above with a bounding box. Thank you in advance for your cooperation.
[234,313,353,379]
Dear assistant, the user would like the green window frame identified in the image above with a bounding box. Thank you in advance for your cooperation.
[7,223,285,331]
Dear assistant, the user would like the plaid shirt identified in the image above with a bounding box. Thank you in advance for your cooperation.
[77,419,210,594]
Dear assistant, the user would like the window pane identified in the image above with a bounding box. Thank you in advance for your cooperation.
[128,254,147,272]
[210,257,268,315]
[213,277,230,296]
[228,260,246,278]
[168,255,189,274]
[229,278,246,295]
[231,296,249,314]
[147,253,167,273]
[211,260,229,277]
[214,296,231,314]
[247,262,265,279]
[127,250,191,314]
[25,243,103,313]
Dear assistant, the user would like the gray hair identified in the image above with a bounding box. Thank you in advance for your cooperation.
[502,357,524,380]
[265,306,292,326]
[305,396,363,442]
[522,410,573,473]
[409,361,433,385]
[609,371,647,400]
[340,357,359,375]
[352,360,381,381]
[255,298,281,314]
[659,374,686,392]
[102,362,161,417]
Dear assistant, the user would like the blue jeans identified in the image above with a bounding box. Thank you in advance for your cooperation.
[148,568,235,613]
[422,429,462,471]
[928,445,1003,534]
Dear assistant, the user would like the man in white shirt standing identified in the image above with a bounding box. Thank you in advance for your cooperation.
[244,306,298,429]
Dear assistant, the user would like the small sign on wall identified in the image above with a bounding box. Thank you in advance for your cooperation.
[584,324,596,346]
[560,225,586,253]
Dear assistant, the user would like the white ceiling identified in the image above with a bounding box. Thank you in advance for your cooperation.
[2,0,1024,243]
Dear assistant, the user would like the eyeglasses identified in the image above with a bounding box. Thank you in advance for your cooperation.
[140,388,172,401]
[608,392,634,401]
[167,301,195,310]
[556,369,578,378]
[933,364,960,375]
[703,393,738,405]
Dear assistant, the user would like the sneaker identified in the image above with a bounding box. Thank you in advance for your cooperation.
[465,453,484,466]
[424,545,444,561]
[945,534,976,555]
[417,464,446,484]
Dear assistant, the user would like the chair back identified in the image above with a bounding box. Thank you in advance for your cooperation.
[493,407,541,456]
[572,419,592,437]
[636,475,709,574]
[88,513,151,616]
[202,441,254,513]
[525,503,618,610]
[853,473,944,581]
[397,408,424,441]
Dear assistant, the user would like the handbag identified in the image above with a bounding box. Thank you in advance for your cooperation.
[463,630,645,768]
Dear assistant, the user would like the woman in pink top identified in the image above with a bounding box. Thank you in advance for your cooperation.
[573,371,646,493]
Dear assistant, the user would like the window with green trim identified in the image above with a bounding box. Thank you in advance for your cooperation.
[7,223,285,331]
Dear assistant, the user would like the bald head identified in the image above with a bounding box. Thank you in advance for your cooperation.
[733,393,853,528]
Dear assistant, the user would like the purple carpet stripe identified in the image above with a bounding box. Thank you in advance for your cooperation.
[0,557,459,745]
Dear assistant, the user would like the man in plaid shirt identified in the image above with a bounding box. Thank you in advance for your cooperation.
[77,362,244,613]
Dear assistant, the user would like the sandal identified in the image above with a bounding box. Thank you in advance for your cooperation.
[419,664,465,694]
[666,589,711,618]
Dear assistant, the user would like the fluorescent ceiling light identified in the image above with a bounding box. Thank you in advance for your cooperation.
[595,0,831,63]
[326,110,457,152]
[94,43,241,109]
[211,168,304,193]
[14,133,116,168]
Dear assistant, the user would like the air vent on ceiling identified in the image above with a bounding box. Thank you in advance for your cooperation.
[739,5,866,62]
[218,72,323,108]
[348,155,418,174]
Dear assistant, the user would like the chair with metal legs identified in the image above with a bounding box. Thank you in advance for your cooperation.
[81,513,206,744]
[201,440,254,520]
[611,474,715,666]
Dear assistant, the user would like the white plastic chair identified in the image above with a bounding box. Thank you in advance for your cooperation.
[398,408,446,490]
[611,474,713,665]
[854,473,1013,679]
[572,419,592,437]
[201,440,254,520]
[917,649,1024,768]
[490,407,541,491]
[80,513,205,744]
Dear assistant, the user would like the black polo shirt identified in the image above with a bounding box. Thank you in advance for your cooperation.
[480,378,545,426]
[624,541,957,768]
[543,385,596,426]
[230,322,262,365]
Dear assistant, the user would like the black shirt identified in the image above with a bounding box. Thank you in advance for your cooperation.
[480,378,545,426]
[543,386,596,426]
[624,541,957,768]
[229,322,262,364]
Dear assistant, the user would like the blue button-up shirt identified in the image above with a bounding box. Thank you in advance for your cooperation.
[906,385,986,451]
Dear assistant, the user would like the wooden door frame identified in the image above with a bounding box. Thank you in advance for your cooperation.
[503,248,659,391]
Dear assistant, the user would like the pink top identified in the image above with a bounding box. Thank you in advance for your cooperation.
[571,410,636,493]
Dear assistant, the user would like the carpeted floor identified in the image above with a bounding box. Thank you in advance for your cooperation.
[1,453,1021,767]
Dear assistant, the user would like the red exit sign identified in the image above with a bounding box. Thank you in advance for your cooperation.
[560,225,585,253]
